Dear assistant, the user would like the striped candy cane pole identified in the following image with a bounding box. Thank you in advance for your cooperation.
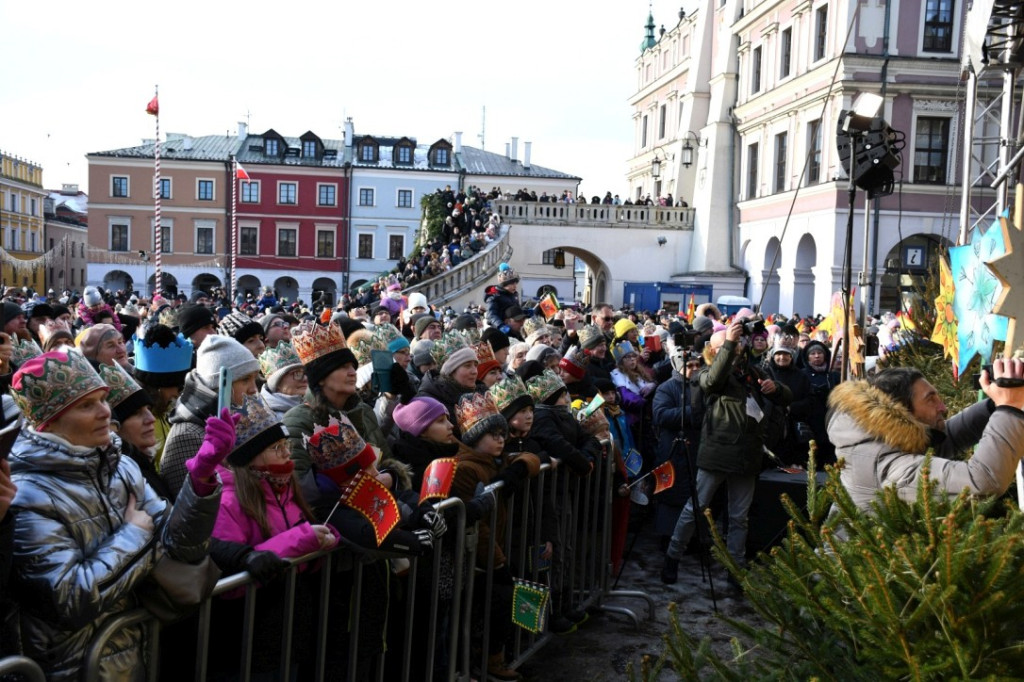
[152,86,162,298]
[231,157,238,304]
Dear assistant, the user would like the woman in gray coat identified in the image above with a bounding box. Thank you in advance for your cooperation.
[7,350,226,681]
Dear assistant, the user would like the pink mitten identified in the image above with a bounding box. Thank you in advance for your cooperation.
[186,408,242,482]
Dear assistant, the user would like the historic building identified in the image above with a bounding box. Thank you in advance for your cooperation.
[627,0,997,317]
[44,184,89,295]
[0,150,47,293]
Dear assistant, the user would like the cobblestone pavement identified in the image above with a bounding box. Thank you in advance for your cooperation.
[515,516,766,681]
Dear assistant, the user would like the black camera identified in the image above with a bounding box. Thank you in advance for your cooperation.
[740,314,766,337]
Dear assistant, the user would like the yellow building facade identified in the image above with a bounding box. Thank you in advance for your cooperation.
[0,150,47,293]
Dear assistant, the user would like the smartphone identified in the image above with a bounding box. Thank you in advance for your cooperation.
[371,349,394,394]
[217,367,232,414]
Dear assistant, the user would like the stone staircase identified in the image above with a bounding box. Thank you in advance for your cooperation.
[403,224,512,309]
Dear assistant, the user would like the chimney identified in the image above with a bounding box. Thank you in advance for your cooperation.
[344,118,355,149]
[505,142,510,158]
[523,141,532,170]
[454,131,462,154]
[61,183,79,195]
[238,121,247,139]
[511,136,519,163]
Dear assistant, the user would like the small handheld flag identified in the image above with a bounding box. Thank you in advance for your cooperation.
[419,457,458,502]
[686,294,696,323]
[537,292,561,321]
[512,578,550,633]
[653,461,675,494]
[624,448,643,477]
[341,470,401,546]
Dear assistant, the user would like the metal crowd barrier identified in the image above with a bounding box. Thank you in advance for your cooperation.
[82,441,653,682]
[0,655,45,682]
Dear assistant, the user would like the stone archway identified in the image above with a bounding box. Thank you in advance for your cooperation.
[103,270,132,294]
[792,234,817,318]
[760,238,781,315]
[237,274,261,303]
[312,277,337,308]
[878,235,951,313]
[274,276,299,304]
[550,246,611,307]
[192,273,222,296]
[148,272,178,297]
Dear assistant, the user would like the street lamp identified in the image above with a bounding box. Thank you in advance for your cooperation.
[680,131,706,169]
[651,155,662,180]
[138,250,149,297]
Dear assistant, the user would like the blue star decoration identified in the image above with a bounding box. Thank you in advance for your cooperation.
[950,215,1009,377]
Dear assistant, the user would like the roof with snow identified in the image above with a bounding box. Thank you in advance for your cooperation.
[457,146,580,180]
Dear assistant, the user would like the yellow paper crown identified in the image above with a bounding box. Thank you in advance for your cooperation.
[290,320,348,366]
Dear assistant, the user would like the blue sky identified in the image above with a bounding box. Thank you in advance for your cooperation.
[2,0,691,198]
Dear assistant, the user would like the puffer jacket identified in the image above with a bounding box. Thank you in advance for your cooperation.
[532,404,601,476]
[696,339,792,476]
[9,428,220,682]
[827,380,1024,511]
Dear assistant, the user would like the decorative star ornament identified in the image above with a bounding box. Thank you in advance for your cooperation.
[930,256,959,375]
[950,215,1008,377]
[986,210,1024,356]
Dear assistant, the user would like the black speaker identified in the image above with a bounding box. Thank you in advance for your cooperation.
[836,114,899,198]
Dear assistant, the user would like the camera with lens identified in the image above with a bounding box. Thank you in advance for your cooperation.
[673,328,700,349]
[740,314,766,337]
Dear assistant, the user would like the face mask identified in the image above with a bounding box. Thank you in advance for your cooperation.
[388,291,402,301]
[252,460,295,489]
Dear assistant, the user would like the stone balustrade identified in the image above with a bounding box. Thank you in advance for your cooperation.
[403,226,513,306]
[492,200,694,229]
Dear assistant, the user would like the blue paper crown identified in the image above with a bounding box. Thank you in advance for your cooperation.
[133,333,193,373]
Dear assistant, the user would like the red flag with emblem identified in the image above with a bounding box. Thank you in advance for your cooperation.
[420,457,458,502]
[653,461,675,494]
[537,292,561,321]
[341,470,401,546]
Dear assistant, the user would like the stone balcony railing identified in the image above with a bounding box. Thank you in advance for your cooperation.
[492,200,694,229]
[403,225,513,306]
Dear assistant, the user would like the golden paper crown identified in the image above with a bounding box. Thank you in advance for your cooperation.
[454,392,506,444]
[290,320,348,366]
[346,328,383,367]
[475,341,496,365]
[430,332,471,368]
[258,341,302,379]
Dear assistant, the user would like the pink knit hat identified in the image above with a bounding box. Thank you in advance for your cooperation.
[393,397,448,437]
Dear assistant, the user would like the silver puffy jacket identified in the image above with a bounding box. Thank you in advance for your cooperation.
[8,427,221,681]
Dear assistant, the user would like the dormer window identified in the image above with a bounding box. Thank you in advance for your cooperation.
[265,138,279,156]
[359,144,377,162]
[303,140,317,158]
[434,148,450,166]
[397,146,413,165]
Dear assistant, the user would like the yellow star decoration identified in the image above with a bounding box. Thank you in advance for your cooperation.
[986,210,1024,355]
[814,290,855,340]
[930,257,959,370]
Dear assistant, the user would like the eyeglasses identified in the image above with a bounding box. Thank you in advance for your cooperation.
[267,441,290,456]
[289,368,307,381]
[270,320,290,329]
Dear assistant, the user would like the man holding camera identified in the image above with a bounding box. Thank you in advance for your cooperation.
[661,318,791,584]
[827,361,1024,512]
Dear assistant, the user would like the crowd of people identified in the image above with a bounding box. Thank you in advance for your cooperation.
[1,251,1023,681]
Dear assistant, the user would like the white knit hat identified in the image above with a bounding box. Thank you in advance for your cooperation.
[195,334,261,388]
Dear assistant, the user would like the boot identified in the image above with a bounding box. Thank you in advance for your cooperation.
[487,651,521,681]
[661,556,679,584]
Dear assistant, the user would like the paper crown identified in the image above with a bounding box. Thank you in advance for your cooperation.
[258,341,302,381]
[228,395,288,466]
[346,328,384,367]
[11,337,42,367]
[611,340,638,365]
[38,319,73,350]
[558,345,589,380]
[291,320,348,365]
[302,414,377,485]
[11,350,109,428]
[374,323,403,349]
[97,363,151,423]
[526,368,566,405]
[454,392,507,445]
[455,326,481,346]
[133,332,193,373]
[430,332,471,369]
[476,341,497,366]
[577,324,605,351]
[521,316,547,340]
[488,375,534,419]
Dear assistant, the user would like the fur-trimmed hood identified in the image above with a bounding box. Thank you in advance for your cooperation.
[827,379,931,455]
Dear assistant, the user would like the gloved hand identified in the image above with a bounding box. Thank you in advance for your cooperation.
[390,364,415,404]
[420,510,447,540]
[186,408,241,482]
[466,482,496,523]
[243,549,291,584]
[411,528,434,552]
[493,460,529,491]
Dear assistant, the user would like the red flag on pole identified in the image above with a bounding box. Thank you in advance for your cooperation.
[420,457,458,502]
[236,164,250,181]
[145,96,159,116]
[652,461,675,494]
[341,470,401,546]
[686,294,696,323]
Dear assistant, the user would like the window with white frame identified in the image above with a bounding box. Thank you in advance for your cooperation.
[359,188,375,206]
[195,220,215,254]
[279,182,297,205]
[303,140,317,158]
[814,6,828,61]
[806,119,822,185]
[197,179,214,201]
[112,176,129,198]
[751,46,762,94]
[241,181,260,203]
[318,184,337,206]
[110,222,129,251]
[317,229,335,258]
[357,234,373,259]
[747,143,759,199]
[914,116,951,184]
[780,28,792,78]
[923,0,955,52]
[397,189,413,208]
[159,178,171,199]
[155,223,172,253]
[774,132,788,192]
[388,234,404,260]
[240,226,258,255]
[277,226,297,256]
